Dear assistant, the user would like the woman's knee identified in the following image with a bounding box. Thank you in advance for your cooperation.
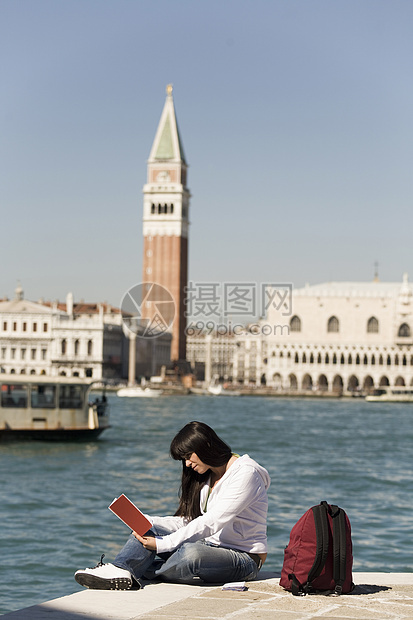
[176,542,203,565]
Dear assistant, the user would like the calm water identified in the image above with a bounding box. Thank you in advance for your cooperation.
[1,395,412,614]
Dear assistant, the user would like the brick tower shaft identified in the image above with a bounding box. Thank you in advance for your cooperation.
[142,85,190,362]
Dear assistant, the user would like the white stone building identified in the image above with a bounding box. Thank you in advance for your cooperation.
[262,275,413,394]
[0,287,170,381]
[186,333,237,382]
[0,286,54,377]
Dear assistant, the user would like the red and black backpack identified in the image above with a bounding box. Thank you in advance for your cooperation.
[280,501,354,596]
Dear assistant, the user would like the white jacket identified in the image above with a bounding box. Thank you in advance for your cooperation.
[150,455,270,555]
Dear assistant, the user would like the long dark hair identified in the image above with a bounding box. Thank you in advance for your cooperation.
[170,421,232,519]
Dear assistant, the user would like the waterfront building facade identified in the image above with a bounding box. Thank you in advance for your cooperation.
[232,330,265,385]
[188,276,413,394]
[263,275,413,394]
[0,287,170,381]
[187,326,267,386]
[0,286,54,377]
[142,85,190,362]
[186,333,237,383]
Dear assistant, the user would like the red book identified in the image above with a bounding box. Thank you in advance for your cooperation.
[108,494,152,536]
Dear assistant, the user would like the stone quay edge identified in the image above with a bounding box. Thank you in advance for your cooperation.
[2,572,413,620]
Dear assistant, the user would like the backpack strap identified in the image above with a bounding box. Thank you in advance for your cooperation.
[290,502,330,595]
[330,504,347,595]
[289,573,304,596]
[309,502,330,582]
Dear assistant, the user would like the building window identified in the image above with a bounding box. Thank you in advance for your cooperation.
[61,339,67,355]
[74,340,80,356]
[3,322,7,331]
[11,348,16,359]
[43,323,48,332]
[367,317,379,333]
[398,323,411,337]
[327,316,339,333]
[33,323,37,332]
[87,340,93,356]
[31,349,36,360]
[13,322,17,331]
[290,315,301,332]
[23,322,27,332]
[1,347,6,359]
[41,349,47,360]
[21,348,26,360]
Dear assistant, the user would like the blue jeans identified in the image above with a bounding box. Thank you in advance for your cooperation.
[113,524,260,585]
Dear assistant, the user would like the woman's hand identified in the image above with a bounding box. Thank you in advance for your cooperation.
[133,532,157,551]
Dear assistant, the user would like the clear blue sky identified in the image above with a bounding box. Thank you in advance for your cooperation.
[1,0,413,308]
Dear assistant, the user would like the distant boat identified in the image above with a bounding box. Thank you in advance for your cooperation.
[207,384,241,397]
[117,386,163,398]
[0,375,110,440]
[365,387,413,402]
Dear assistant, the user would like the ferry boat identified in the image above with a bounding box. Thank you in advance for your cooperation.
[0,375,110,440]
[365,387,413,402]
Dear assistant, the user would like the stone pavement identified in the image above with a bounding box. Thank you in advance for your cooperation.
[3,573,413,619]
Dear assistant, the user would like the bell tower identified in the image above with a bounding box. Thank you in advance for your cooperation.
[142,85,190,362]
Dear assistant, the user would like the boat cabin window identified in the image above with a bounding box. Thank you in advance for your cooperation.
[59,385,83,409]
[31,385,56,409]
[1,383,28,408]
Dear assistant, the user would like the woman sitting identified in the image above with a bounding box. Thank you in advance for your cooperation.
[75,420,271,589]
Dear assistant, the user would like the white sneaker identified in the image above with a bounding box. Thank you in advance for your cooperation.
[75,555,134,590]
